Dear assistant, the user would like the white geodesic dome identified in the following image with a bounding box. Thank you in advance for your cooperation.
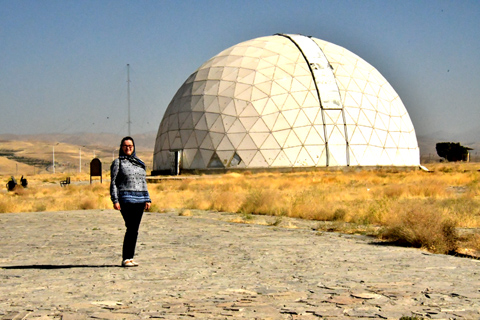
[153,34,419,174]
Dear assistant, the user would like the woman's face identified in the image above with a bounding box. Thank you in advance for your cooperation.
[121,139,134,156]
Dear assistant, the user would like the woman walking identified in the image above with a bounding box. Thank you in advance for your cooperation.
[110,136,151,267]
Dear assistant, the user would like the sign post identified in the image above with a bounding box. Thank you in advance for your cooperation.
[90,158,102,184]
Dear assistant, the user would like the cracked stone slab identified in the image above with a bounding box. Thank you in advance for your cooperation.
[0,210,479,319]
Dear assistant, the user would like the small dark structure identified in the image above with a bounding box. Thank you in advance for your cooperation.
[20,175,28,188]
[60,177,71,187]
[6,176,17,191]
[436,142,473,162]
[90,158,102,184]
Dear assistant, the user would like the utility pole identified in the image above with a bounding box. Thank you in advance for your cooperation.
[53,143,59,173]
[53,145,55,174]
[127,64,131,136]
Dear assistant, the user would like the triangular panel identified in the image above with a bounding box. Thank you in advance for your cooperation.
[199,149,214,167]
[250,132,269,148]
[228,133,247,149]
[271,150,292,167]
[261,134,282,149]
[260,149,281,166]
[190,150,204,169]
[272,129,290,148]
[237,134,257,150]
[217,136,235,151]
[249,151,269,168]
[272,113,291,131]
[294,147,315,167]
[227,119,247,133]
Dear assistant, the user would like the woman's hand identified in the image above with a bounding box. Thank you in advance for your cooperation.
[113,203,121,210]
[145,202,151,211]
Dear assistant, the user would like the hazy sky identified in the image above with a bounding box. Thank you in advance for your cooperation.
[1,0,479,139]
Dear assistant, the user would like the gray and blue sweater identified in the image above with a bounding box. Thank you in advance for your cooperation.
[110,158,151,204]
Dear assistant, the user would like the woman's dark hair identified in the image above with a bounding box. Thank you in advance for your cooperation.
[119,136,135,156]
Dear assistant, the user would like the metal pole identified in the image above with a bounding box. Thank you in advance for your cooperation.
[127,64,131,136]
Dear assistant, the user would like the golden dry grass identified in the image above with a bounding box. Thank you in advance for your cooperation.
[2,162,480,255]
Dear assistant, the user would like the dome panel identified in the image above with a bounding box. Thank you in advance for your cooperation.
[284,131,302,148]
[207,67,224,80]
[284,146,302,164]
[199,149,214,167]
[199,134,214,150]
[249,118,269,133]
[271,150,292,167]
[217,136,234,151]
[234,100,249,115]
[239,116,258,130]
[218,81,236,97]
[294,125,311,144]
[283,109,300,126]
[260,149,281,165]
[295,147,316,166]
[261,134,282,149]
[221,100,236,116]
[194,115,208,130]
[262,112,279,129]
[228,132,247,149]
[237,149,257,166]
[251,98,269,114]
[227,118,246,133]
[250,132,269,148]
[272,129,290,147]
[304,126,325,145]
[184,131,199,148]
[249,151,269,167]
[272,113,290,131]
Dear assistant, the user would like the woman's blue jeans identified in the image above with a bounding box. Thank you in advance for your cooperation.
[120,203,145,261]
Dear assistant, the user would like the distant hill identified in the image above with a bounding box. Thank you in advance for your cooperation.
[0,132,156,175]
[1,130,479,175]
[2,129,478,157]
[0,132,157,151]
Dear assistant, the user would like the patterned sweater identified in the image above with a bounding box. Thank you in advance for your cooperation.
[110,158,151,204]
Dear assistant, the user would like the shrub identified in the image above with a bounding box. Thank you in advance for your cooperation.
[34,202,47,212]
[332,208,347,221]
[239,188,280,215]
[209,191,243,212]
[179,209,192,216]
[0,200,10,213]
[380,204,458,254]
[79,198,97,210]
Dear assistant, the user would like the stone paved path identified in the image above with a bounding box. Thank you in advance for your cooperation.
[1,210,479,319]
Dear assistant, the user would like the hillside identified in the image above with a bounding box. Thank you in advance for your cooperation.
[1,130,479,176]
[0,133,156,176]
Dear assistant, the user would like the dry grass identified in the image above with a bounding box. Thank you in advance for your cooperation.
[379,202,458,254]
[2,162,480,255]
[0,173,111,213]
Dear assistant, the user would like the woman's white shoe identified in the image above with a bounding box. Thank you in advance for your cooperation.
[122,259,137,267]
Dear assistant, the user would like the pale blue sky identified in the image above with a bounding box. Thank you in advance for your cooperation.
[1,0,479,139]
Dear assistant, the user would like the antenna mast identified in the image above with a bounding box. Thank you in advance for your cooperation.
[127,64,131,136]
